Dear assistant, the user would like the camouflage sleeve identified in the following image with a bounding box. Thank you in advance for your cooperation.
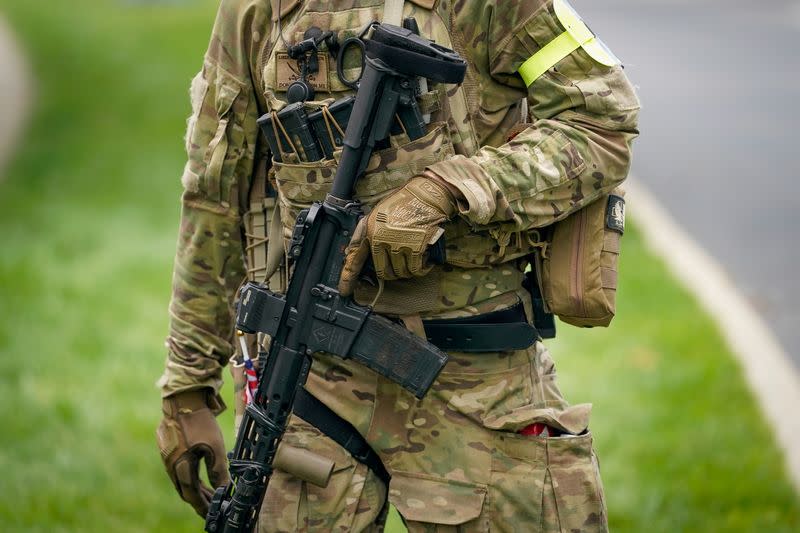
[159,0,267,398]
[428,0,640,229]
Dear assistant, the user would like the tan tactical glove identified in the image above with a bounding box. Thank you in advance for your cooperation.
[156,389,229,518]
[339,173,457,296]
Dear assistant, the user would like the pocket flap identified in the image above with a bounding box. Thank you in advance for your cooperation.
[389,472,486,525]
[215,81,240,117]
[482,403,592,436]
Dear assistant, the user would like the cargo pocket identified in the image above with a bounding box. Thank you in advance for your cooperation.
[272,156,339,246]
[432,355,534,428]
[182,62,250,205]
[389,471,488,531]
[491,431,607,533]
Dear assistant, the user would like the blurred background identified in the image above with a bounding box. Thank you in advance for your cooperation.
[582,0,800,364]
[0,0,798,531]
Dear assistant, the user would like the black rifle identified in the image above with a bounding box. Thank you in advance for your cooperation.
[204,24,467,533]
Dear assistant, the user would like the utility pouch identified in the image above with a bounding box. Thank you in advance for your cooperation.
[259,102,324,163]
[539,188,625,328]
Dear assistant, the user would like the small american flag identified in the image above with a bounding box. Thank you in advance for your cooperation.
[243,358,258,405]
[238,331,259,405]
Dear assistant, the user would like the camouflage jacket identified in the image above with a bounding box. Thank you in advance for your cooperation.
[160,0,640,396]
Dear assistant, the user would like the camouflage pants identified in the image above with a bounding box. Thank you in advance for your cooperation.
[235,334,607,532]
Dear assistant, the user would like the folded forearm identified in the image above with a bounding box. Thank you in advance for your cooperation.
[428,104,638,229]
[434,0,641,232]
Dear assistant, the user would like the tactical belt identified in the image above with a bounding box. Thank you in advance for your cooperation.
[293,387,390,485]
[423,302,539,352]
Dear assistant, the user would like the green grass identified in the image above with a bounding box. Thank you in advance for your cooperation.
[0,0,798,531]
[551,237,800,531]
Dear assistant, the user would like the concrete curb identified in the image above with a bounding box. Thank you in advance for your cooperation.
[0,14,34,180]
[627,177,800,493]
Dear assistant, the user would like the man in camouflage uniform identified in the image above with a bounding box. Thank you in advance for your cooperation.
[156,0,639,530]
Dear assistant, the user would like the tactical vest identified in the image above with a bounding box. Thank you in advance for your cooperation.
[245,0,541,317]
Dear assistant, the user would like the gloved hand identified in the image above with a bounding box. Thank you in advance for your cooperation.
[339,173,457,296]
[156,389,229,518]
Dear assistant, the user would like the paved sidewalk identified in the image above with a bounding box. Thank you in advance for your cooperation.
[0,14,33,179]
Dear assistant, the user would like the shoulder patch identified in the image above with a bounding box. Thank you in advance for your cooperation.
[606,194,625,234]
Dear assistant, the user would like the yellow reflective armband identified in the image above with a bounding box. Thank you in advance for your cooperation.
[518,0,621,87]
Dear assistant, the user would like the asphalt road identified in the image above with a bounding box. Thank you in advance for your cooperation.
[575,0,800,363]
